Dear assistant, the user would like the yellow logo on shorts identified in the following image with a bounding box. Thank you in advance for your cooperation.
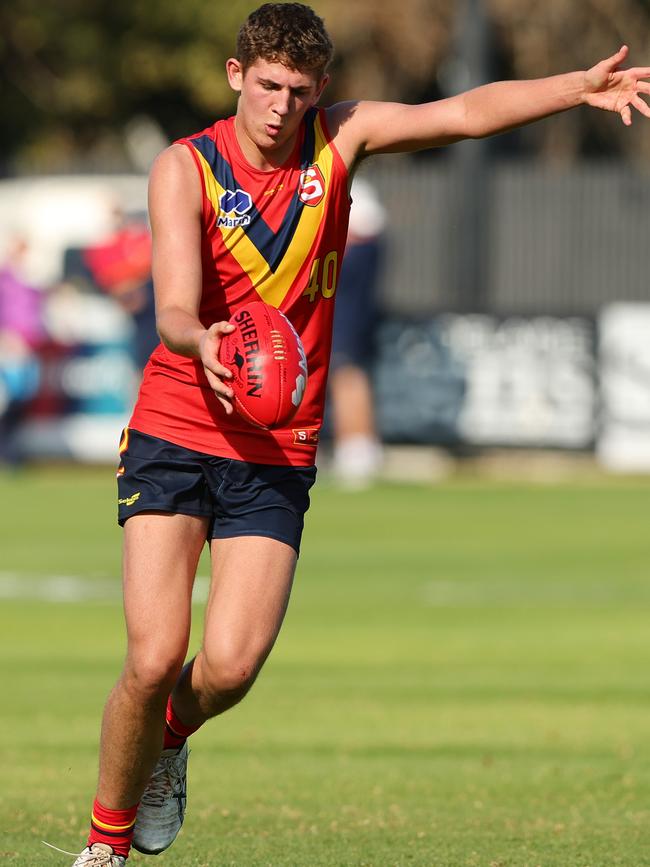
[118,492,141,507]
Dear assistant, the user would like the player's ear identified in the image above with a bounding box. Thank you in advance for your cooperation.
[226,58,244,93]
[312,73,330,105]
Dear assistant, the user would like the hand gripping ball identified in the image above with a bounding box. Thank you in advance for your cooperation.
[217,301,308,429]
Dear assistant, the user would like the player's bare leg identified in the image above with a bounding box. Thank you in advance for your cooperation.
[173,534,297,723]
[132,534,297,855]
[96,512,208,813]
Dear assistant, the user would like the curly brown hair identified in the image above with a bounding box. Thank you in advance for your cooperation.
[237,3,334,78]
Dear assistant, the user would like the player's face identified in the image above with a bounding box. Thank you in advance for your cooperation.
[227,57,328,164]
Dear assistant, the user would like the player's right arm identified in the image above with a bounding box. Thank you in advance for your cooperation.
[148,144,235,412]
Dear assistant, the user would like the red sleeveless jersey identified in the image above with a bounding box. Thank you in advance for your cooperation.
[129,108,350,465]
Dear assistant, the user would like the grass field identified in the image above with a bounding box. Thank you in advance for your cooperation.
[1,465,650,866]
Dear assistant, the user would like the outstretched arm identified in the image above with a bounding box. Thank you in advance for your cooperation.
[330,45,650,161]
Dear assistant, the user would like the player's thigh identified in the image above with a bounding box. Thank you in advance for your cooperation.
[203,535,297,671]
[123,512,210,675]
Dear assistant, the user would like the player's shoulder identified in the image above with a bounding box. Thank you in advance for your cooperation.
[324,100,390,168]
[321,101,358,169]
[150,142,197,183]
[148,143,202,213]
[324,101,360,137]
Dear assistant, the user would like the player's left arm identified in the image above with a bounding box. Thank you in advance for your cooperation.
[330,45,650,161]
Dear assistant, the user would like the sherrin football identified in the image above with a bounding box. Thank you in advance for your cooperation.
[217,301,308,429]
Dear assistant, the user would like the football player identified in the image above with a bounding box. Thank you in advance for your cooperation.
[65,5,650,864]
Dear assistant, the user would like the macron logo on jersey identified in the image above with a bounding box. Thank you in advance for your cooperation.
[218,188,253,228]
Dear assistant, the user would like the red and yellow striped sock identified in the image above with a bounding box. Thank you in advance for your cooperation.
[162,696,201,751]
[88,798,138,857]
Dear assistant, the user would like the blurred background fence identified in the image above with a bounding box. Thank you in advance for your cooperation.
[368,158,650,315]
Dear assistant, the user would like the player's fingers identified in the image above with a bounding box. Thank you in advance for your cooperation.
[632,94,650,118]
[210,320,236,336]
[213,382,234,400]
[629,67,650,80]
[620,104,632,126]
[201,322,235,378]
[204,367,234,397]
[596,44,628,76]
[209,362,233,380]
[634,78,650,93]
[217,394,235,414]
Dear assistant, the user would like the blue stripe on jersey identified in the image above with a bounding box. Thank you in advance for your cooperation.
[299,108,317,169]
[190,112,317,274]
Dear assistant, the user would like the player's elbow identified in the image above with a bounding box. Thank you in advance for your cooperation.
[155,308,175,352]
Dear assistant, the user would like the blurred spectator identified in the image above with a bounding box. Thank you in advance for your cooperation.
[83,209,159,370]
[0,236,45,465]
[329,178,387,488]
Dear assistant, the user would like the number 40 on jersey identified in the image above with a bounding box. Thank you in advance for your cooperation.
[303,250,338,302]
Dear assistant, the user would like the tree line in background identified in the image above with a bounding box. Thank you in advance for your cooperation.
[2,0,650,175]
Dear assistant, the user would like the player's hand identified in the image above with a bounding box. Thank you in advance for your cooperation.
[199,321,236,414]
[584,45,650,125]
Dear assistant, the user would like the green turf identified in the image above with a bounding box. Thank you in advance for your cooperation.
[1,466,650,866]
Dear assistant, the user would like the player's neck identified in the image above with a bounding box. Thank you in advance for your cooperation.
[233,115,299,172]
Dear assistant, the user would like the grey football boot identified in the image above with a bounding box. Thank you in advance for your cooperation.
[132,742,189,854]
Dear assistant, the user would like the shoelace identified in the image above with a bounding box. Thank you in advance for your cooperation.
[42,841,123,865]
[140,753,186,807]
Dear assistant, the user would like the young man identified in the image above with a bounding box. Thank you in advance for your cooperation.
[67,4,650,864]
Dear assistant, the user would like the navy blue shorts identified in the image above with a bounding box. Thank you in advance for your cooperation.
[116,428,317,554]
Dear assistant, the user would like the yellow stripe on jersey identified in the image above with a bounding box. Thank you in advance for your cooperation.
[196,114,335,309]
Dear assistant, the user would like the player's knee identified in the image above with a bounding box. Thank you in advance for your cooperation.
[201,649,261,705]
[124,650,185,700]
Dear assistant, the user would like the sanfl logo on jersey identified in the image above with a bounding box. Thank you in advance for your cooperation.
[298,166,325,207]
[218,188,253,227]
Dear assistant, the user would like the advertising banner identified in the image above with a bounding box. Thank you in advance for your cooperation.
[374,313,597,449]
[598,303,650,472]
